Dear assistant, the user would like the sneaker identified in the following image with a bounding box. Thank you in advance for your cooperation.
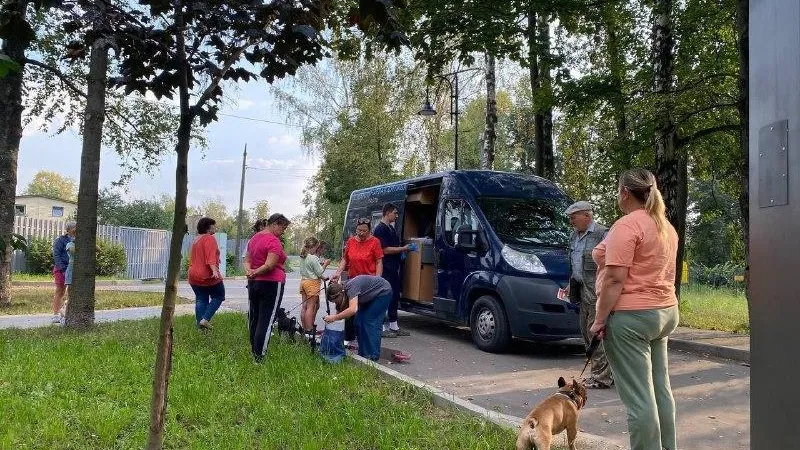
[199,319,213,330]
[391,328,410,336]
[585,378,613,389]
[381,329,398,338]
[51,314,61,324]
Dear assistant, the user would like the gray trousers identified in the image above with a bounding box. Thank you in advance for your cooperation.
[570,278,613,386]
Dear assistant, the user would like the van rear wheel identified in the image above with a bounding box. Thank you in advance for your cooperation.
[470,295,511,353]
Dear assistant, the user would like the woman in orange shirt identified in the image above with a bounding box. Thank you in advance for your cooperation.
[188,217,225,330]
[590,169,680,450]
[332,217,384,344]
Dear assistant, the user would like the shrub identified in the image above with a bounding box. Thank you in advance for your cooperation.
[689,261,745,290]
[96,240,126,276]
[26,237,54,274]
[225,252,244,276]
[180,255,190,280]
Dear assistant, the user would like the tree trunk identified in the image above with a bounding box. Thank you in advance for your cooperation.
[528,11,542,175]
[736,0,749,300]
[0,0,28,306]
[529,11,555,180]
[603,10,628,139]
[67,39,108,328]
[147,8,190,448]
[538,14,554,179]
[651,0,685,295]
[480,53,497,170]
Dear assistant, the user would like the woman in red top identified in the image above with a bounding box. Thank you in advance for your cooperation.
[332,217,384,343]
[243,213,290,362]
[188,217,224,330]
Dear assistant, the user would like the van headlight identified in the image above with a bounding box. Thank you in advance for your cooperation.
[502,245,547,274]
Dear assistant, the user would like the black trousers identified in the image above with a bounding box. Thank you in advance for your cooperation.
[382,268,401,322]
[248,280,284,357]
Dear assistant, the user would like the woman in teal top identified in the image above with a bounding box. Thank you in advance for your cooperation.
[299,237,330,335]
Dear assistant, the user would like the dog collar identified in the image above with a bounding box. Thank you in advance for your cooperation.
[556,391,583,409]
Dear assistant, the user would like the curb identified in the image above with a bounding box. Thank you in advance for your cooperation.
[669,338,750,364]
[348,352,623,449]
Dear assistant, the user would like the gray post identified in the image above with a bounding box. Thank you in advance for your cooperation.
[234,144,247,269]
[749,0,800,447]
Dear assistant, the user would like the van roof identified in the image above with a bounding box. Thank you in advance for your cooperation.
[350,170,566,200]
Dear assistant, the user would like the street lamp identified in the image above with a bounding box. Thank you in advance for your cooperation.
[417,68,482,170]
[418,88,437,116]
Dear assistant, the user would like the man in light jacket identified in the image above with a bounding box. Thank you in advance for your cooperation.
[566,201,613,389]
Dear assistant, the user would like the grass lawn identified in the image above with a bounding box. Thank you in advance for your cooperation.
[11,273,125,283]
[1,287,190,316]
[0,314,519,449]
[680,286,749,334]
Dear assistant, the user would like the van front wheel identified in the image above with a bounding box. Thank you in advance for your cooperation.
[470,295,511,353]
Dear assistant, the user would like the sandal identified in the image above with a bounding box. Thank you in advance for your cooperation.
[391,351,411,363]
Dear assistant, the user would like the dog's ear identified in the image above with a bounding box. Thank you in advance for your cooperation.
[558,376,566,388]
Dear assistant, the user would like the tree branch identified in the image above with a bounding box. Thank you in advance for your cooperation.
[678,123,739,147]
[190,45,248,114]
[673,72,737,94]
[24,58,87,99]
[676,101,738,125]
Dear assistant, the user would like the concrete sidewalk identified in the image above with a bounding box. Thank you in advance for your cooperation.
[670,327,750,363]
[0,304,242,329]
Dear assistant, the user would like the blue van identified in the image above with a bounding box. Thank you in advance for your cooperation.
[342,170,580,352]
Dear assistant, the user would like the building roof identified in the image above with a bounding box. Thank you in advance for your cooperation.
[15,194,78,205]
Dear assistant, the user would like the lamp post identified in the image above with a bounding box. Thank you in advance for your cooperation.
[418,68,483,170]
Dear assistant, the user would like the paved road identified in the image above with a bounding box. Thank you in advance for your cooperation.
[3,273,750,449]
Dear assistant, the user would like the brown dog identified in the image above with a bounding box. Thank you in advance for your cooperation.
[516,377,587,450]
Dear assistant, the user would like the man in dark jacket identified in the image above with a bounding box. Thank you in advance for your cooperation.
[52,221,76,323]
[372,203,413,338]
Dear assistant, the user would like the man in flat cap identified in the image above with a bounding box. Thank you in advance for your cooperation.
[565,201,613,389]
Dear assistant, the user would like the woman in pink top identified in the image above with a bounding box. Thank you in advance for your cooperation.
[590,169,680,450]
[244,213,290,363]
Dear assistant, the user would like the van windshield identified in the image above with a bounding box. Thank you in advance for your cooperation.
[477,197,571,247]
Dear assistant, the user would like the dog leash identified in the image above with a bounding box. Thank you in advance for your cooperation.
[579,334,601,378]
[286,277,330,316]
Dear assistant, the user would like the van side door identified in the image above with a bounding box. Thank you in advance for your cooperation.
[435,198,480,317]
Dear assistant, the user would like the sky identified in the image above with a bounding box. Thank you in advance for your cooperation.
[17,79,319,219]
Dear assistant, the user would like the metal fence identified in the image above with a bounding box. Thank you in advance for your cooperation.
[11,216,227,279]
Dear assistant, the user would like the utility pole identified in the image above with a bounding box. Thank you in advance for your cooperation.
[234,144,247,269]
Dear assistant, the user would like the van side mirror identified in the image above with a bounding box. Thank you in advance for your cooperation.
[455,230,484,253]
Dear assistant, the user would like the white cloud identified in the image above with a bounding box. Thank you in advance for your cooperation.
[207,158,239,165]
[247,158,301,170]
[266,134,300,148]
